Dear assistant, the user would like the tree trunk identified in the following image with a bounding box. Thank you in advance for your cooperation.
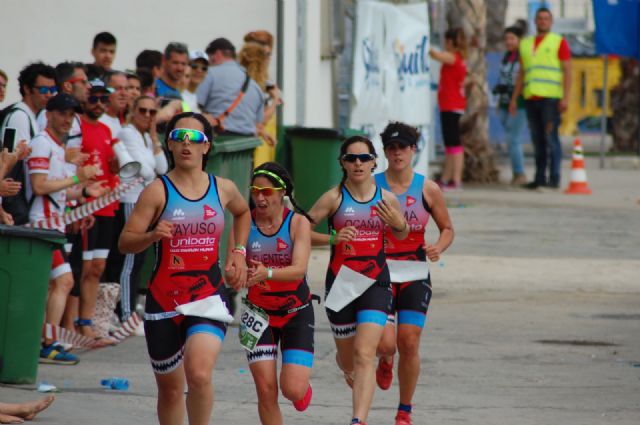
[485,0,508,52]
[610,58,640,153]
[448,0,499,183]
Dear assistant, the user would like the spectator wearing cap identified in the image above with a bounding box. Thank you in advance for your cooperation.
[99,71,129,136]
[136,49,163,80]
[197,38,264,137]
[181,51,208,112]
[26,93,104,364]
[88,32,117,79]
[1,62,57,147]
[78,79,122,345]
[156,42,189,101]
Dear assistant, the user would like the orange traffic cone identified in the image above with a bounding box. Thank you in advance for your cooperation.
[564,138,592,195]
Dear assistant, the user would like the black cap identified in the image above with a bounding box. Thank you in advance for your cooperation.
[381,126,417,147]
[88,78,114,94]
[205,38,236,55]
[46,93,82,113]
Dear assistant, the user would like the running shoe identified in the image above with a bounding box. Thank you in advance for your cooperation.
[395,410,412,425]
[39,344,79,365]
[376,357,394,390]
[350,419,366,425]
[292,384,312,411]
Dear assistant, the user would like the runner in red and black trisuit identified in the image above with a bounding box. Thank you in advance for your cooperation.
[309,135,409,425]
[374,122,454,425]
[119,112,250,425]
[240,162,314,424]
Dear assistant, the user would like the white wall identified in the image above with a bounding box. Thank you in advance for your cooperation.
[0,0,277,103]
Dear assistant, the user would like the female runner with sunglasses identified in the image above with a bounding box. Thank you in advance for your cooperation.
[374,122,453,425]
[308,135,409,425]
[115,95,167,322]
[237,161,314,424]
[119,112,250,425]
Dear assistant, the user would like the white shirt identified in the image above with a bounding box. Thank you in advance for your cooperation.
[116,124,168,203]
[26,130,70,232]
[1,101,39,144]
[38,112,82,176]
[99,113,122,139]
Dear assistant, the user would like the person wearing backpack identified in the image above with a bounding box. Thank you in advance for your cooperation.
[1,62,58,224]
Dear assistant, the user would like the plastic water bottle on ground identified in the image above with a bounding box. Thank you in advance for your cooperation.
[101,377,129,391]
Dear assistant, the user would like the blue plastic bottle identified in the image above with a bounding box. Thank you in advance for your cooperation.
[100,378,129,391]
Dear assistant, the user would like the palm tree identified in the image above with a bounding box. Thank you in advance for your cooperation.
[610,58,639,153]
[447,0,500,182]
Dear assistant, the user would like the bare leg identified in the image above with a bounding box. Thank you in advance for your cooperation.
[183,333,221,425]
[0,413,22,424]
[377,321,396,362]
[249,360,282,425]
[62,295,78,330]
[452,152,464,185]
[441,154,454,183]
[44,274,73,345]
[334,336,355,386]
[352,323,385,422]
[280,363,311,402]
[154,365,186,425]
[397,324,423,405]
[0,395,55,420]
[78,258,106,338]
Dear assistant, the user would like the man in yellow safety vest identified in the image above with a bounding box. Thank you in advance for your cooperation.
[510,7,572,190]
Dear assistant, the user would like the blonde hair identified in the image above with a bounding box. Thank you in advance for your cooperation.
[244,30,274,49]
[238,42,270,91]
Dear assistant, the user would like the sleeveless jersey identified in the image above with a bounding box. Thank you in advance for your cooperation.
[148,174,225,320]
[246,209,310,318]
[375,172,432,261]
[328,185,388,282]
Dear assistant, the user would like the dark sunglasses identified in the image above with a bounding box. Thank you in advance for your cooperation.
[34,85,58,95]
[138,107,157,116]
[341,153,376,163]
[87,95,110,104]
[190,63,207,72]
[249,186,284,196]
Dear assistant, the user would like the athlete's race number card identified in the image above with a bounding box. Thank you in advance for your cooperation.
[239,298,269,352]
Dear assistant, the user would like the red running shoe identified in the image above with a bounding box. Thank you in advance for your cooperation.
[395,410,412,425]
[376,357,394,390]
[293,384,312,411]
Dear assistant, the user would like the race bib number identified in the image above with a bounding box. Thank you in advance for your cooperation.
[239,298,269,352]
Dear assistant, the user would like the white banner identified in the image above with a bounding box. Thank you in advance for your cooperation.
[350,1,431,176]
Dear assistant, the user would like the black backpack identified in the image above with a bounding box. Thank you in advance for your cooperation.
[0,104,43,225]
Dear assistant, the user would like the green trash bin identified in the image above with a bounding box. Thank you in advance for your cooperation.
[287,127,365,231]
[0,225,65,384]
[206,136,262,262]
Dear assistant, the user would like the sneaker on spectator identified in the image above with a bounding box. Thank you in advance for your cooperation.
[395,410,412,425]
[292,384,312,411]
[53,341,74,353]
[39,343,79,365]
[435,179,447,190]
[443,182,463,192]
[376,357,394,390]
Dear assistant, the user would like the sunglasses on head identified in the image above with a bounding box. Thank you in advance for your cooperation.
[35,85,58,95]
[87,95,110,104]
[341,153,376,163]
[138,107,157,116]
[168,128,208,144]
[250,186,284,196]
[190,63,207,72]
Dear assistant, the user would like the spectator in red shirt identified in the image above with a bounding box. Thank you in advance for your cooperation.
[430,28,468,191]
[77,79,121,345]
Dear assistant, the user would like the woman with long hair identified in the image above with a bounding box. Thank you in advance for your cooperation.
[309,135,409,425]
[374,122,454,425]
[496,26,528,185]
[239,32,282,166]
[430,27,468,191]
[240,161,314,424]
[116,95,168,322]
[118,112,250,425]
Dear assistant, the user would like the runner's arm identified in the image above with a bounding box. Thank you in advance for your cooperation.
[218,177,251,288]
[423,180,454,261]
[118,179,169,254]
[308,187,340,246]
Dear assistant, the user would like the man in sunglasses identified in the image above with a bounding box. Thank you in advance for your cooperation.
[77,78,121,344]
[1,62,57,147]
